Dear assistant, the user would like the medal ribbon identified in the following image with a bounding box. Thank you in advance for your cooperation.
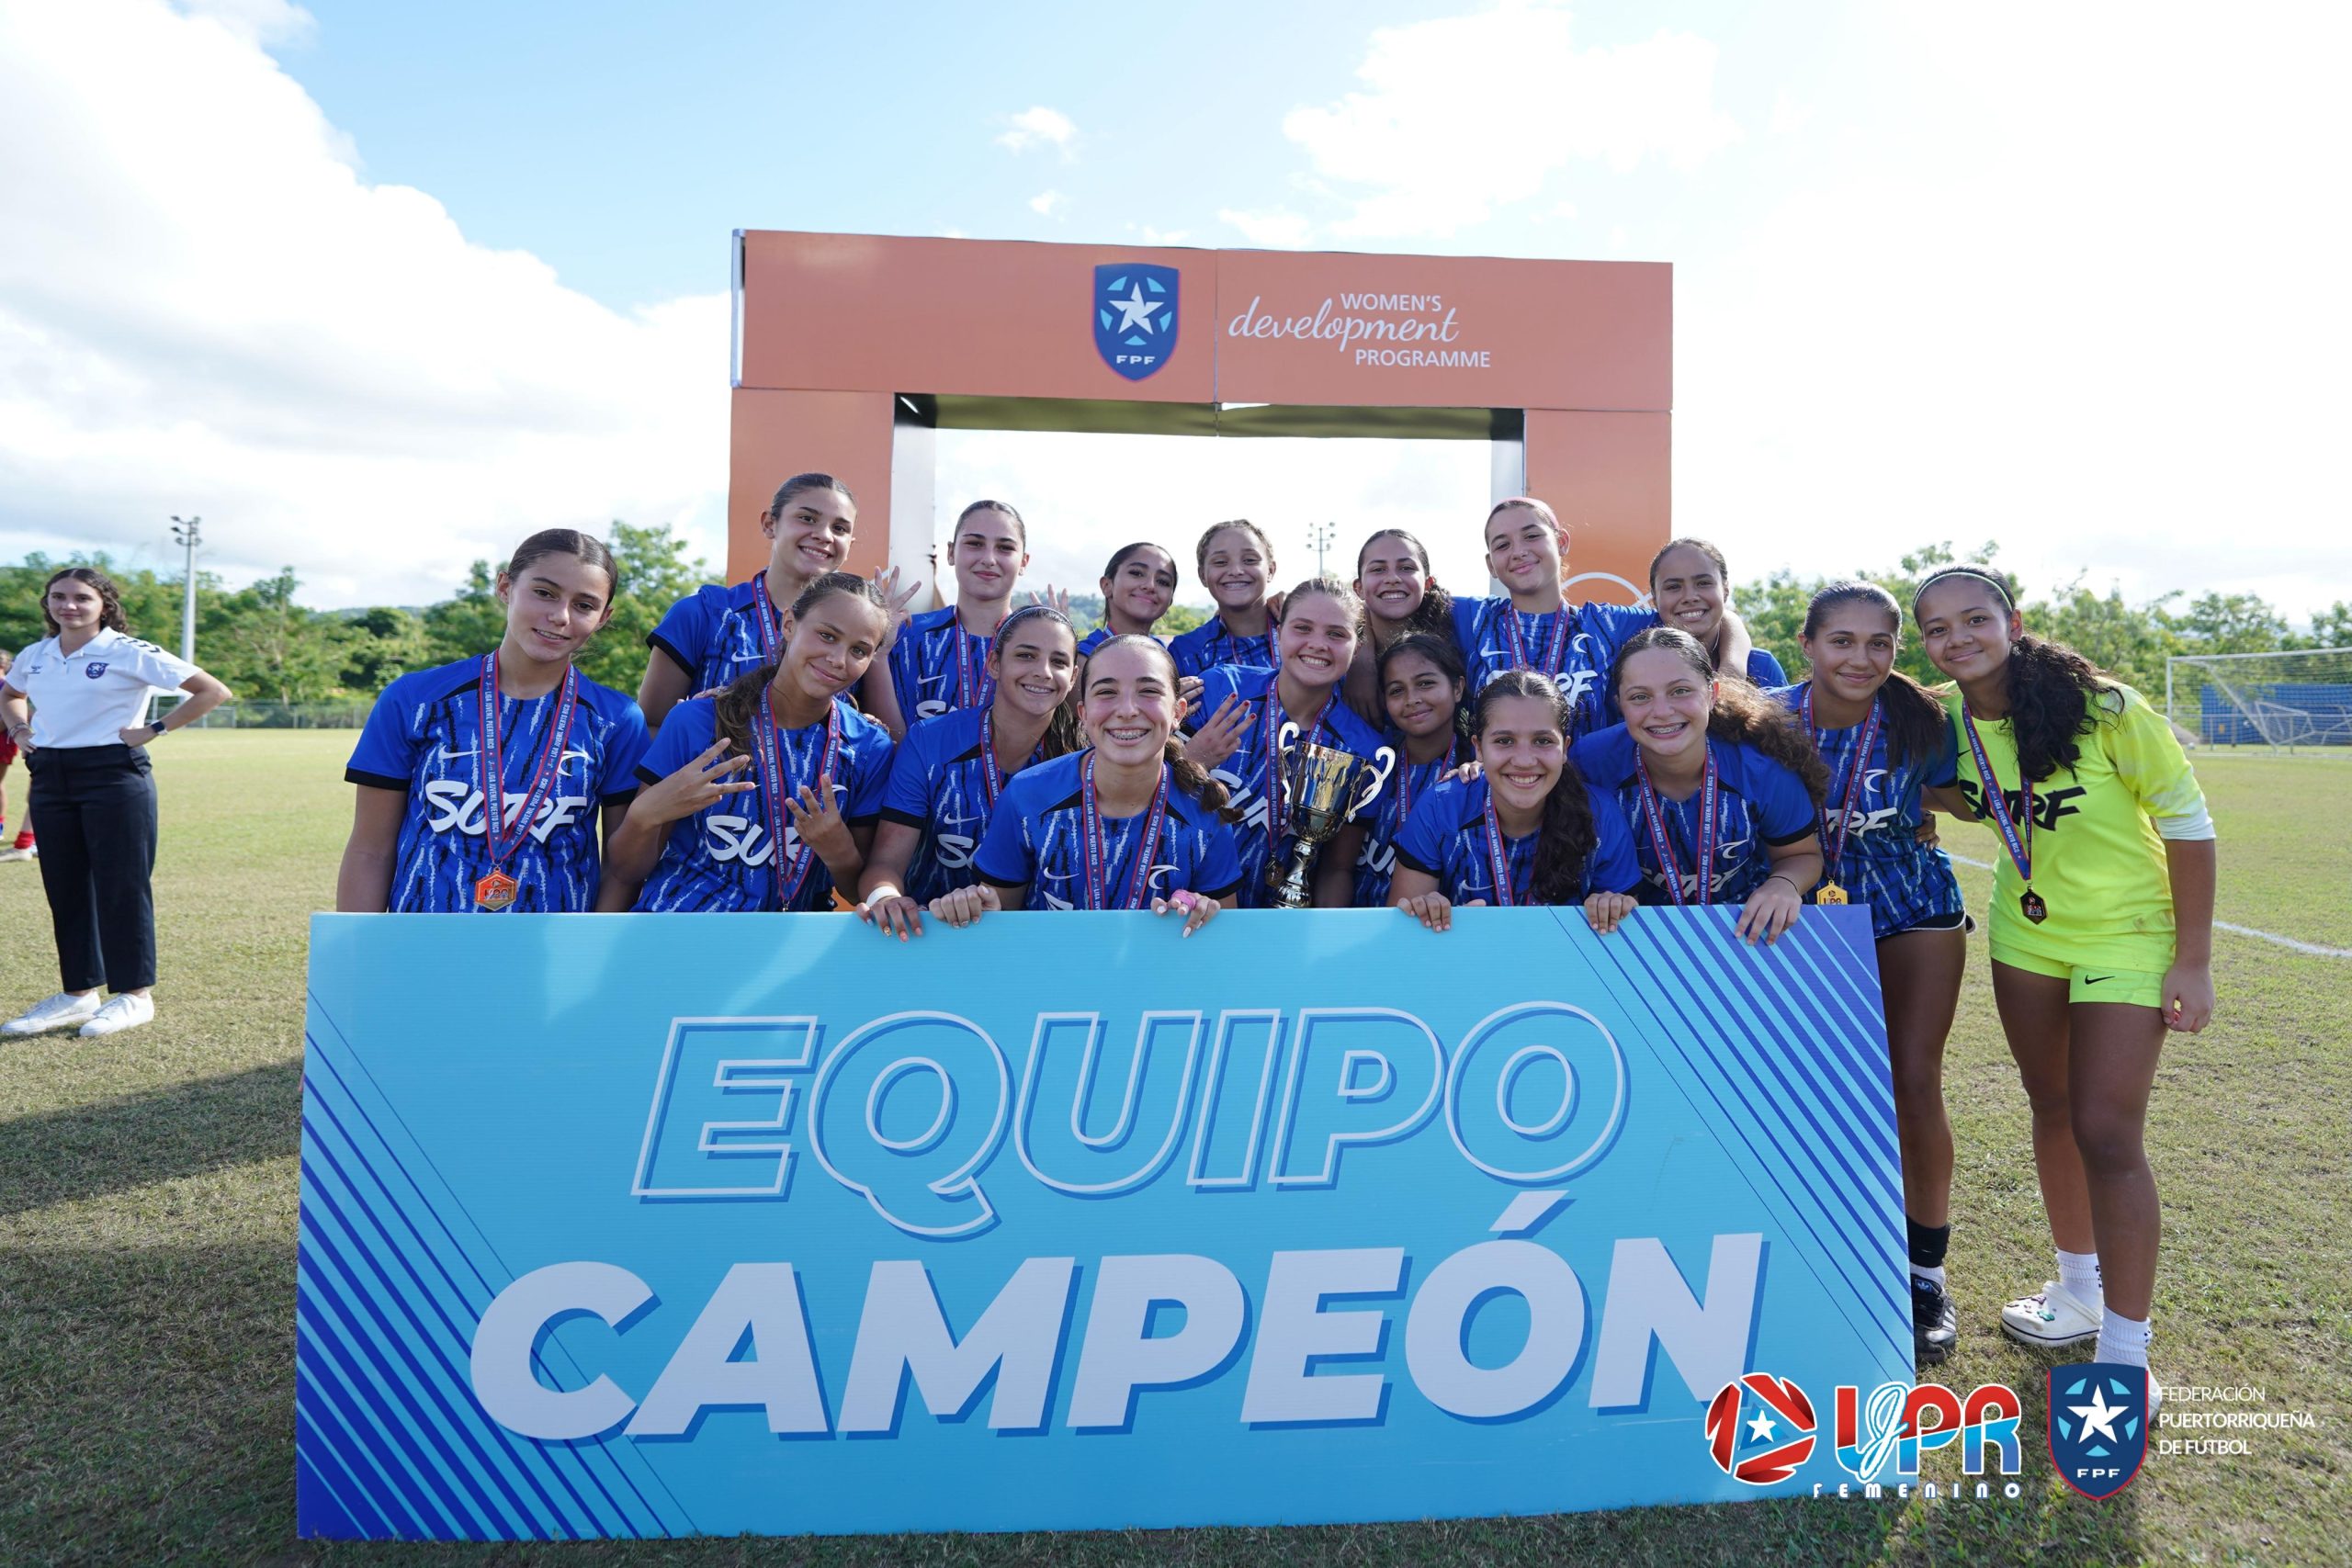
[954,617,994,710]
[751,570,782,667]
[752,697,842,910]
[1634,747,1720,907]
[1080,753,1170,910]
[1479,795,1522,908]
[1805,686,1883,885]
[1263,684,1339,841]
[1961,705,2033,884]
[975,706,1035,808]
[1503,601,1572,677]
[475,653,580,869]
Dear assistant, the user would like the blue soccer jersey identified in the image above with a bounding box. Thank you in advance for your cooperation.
[878,707,1051,905]
[647,574,789,697]
[1450,596,1626,734]
[1184,664,1396,909]
[971,752,1246,909]
[1392,773,1642,906]
[1351,740,1469,908]
[345,657,650,913]
[630,697,894,912]
[1571,725,1819,908]
[1076,626,1116,660]
[887,606,995,724]
[1770,682,1966,938]
[1169,615,1275,678]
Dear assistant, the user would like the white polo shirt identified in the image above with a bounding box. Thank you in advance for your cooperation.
[2,627,199,750]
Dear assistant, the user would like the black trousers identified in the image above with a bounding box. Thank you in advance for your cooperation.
[27,745,158,993]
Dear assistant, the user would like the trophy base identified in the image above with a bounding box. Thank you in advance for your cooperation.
[1268,844,1322,910]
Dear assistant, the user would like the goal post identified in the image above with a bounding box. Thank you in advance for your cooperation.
[2167,648,2352,749]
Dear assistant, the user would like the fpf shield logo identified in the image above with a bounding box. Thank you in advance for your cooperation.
[1092,264,1178,380]
[1703,1372,1817,1484]
[2049,1364,2150,1499]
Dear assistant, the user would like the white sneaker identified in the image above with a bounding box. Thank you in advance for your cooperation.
[77,993,155,1037]
[0,844,35,862]
[4,991,103,1035]
[2001,1280,2103,1349]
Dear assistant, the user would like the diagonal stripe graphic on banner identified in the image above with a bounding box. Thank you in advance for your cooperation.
[303,1076,622,1538]
[1770,916,1906,1128]
[1573,915,1909,1373]
[1611,916,1907,1366]
[1636,915,1905,1303]
[1670,917,1902,1185]
[297,1250,478,1538]
[307,997,693,1536]
[296,1341,431,1540]
[305,1090,585,1532]
[299,1211,516,1538]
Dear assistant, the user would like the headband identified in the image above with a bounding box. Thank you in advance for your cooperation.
[1913,569,2014,615]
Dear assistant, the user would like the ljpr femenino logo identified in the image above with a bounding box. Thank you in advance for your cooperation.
[1704,1372,2024,1488]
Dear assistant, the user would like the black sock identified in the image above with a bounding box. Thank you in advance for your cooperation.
[1906,1217,1951,1270]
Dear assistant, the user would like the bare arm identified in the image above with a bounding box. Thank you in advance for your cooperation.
[637,657,693,735]
[2162,838,2216,1032]
[595,740,756,910]
[859,661,912,742]
[335,785,407,912]
[856,820,927,938]
[1737,834,1825,945]
[1390,863,1455,931]
[1717,610,1755,676]
[1,686,29,754]
[1313,823,1366,908]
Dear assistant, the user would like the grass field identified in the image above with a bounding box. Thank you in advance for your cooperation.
[2,734,2346,1566]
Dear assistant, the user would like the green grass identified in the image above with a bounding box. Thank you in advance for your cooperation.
[2,734,2346,1565]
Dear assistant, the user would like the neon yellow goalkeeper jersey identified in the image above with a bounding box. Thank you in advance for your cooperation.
[1942,682,2207,967]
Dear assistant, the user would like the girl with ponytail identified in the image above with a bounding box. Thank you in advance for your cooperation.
[1773,580,1973,1364]
[1351,633,1472,908]
[1080,542,1182,657]
[599,573,897,912]
[865,500,1038,737]
[1571,626,1826,944]
[856,604,1082,936]
[1342,528,1456,718]
[1913,564,2214,1399]
[639,471,865,731]
[930,636,1242,934]
[1169,520,1282,676]
[1387,670,1640,932]
[1449,502,1764,739]
[1179,577,1396,908]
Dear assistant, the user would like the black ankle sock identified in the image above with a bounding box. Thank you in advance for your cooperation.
[1906,1217,1951,1270]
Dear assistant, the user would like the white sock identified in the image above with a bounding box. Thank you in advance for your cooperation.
[1910,1263,1947,1289]
[2095,1308,2151,1368]
[2056,1248,2104,1303]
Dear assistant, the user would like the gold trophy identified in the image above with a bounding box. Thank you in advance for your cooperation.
[1266,722,1395,909]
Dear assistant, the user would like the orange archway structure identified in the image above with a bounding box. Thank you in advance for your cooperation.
[728,231,1670,602]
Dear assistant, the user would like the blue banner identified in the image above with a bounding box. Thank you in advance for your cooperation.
[297,907,1908,1540]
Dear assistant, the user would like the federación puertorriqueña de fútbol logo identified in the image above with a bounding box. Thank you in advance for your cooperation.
[1092,264,1179,381]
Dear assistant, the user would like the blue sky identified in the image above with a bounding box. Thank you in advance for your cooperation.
[3,0,2347,620]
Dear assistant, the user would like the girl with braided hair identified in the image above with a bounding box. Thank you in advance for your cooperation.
[600,573,896,912]
[1387,669,1640,932]
[1913,564,2213,1399]
[932,636,1241,934]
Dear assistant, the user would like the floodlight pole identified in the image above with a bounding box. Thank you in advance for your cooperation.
[170,515,203,663]
[1308,520,1336,578]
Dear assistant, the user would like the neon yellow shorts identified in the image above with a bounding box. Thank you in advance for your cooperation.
[1989,944,2166,1009]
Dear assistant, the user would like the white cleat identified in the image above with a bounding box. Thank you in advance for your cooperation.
[77,993,156,1038]
[4,991,103,1036]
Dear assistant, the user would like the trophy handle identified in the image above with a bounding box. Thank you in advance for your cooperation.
[1274,719,1300,759]
[1349,746,1397,820]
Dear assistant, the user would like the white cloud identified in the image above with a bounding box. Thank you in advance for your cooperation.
[0,0,729,608]
[1130,224,1192,245]
[1767,88,1815,136]
[1218,208,1315,249]
[1274,2,1740,239]
[996,105,1077,158]
[1027,189,1067,218]
[178,0,314,47]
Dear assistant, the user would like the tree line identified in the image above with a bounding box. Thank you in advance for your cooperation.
[3,526,2342,707]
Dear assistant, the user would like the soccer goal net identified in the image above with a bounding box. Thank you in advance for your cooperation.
[2168,649,2352,748]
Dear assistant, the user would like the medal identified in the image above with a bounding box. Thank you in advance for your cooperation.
[1502,601,1572,679]
[1804,685,1883,905]
[471,653,579,912]
[1634,746,1719,907]
[1080,752,1170,910]
[750,695,842,910]
[1961,705,2047,924]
